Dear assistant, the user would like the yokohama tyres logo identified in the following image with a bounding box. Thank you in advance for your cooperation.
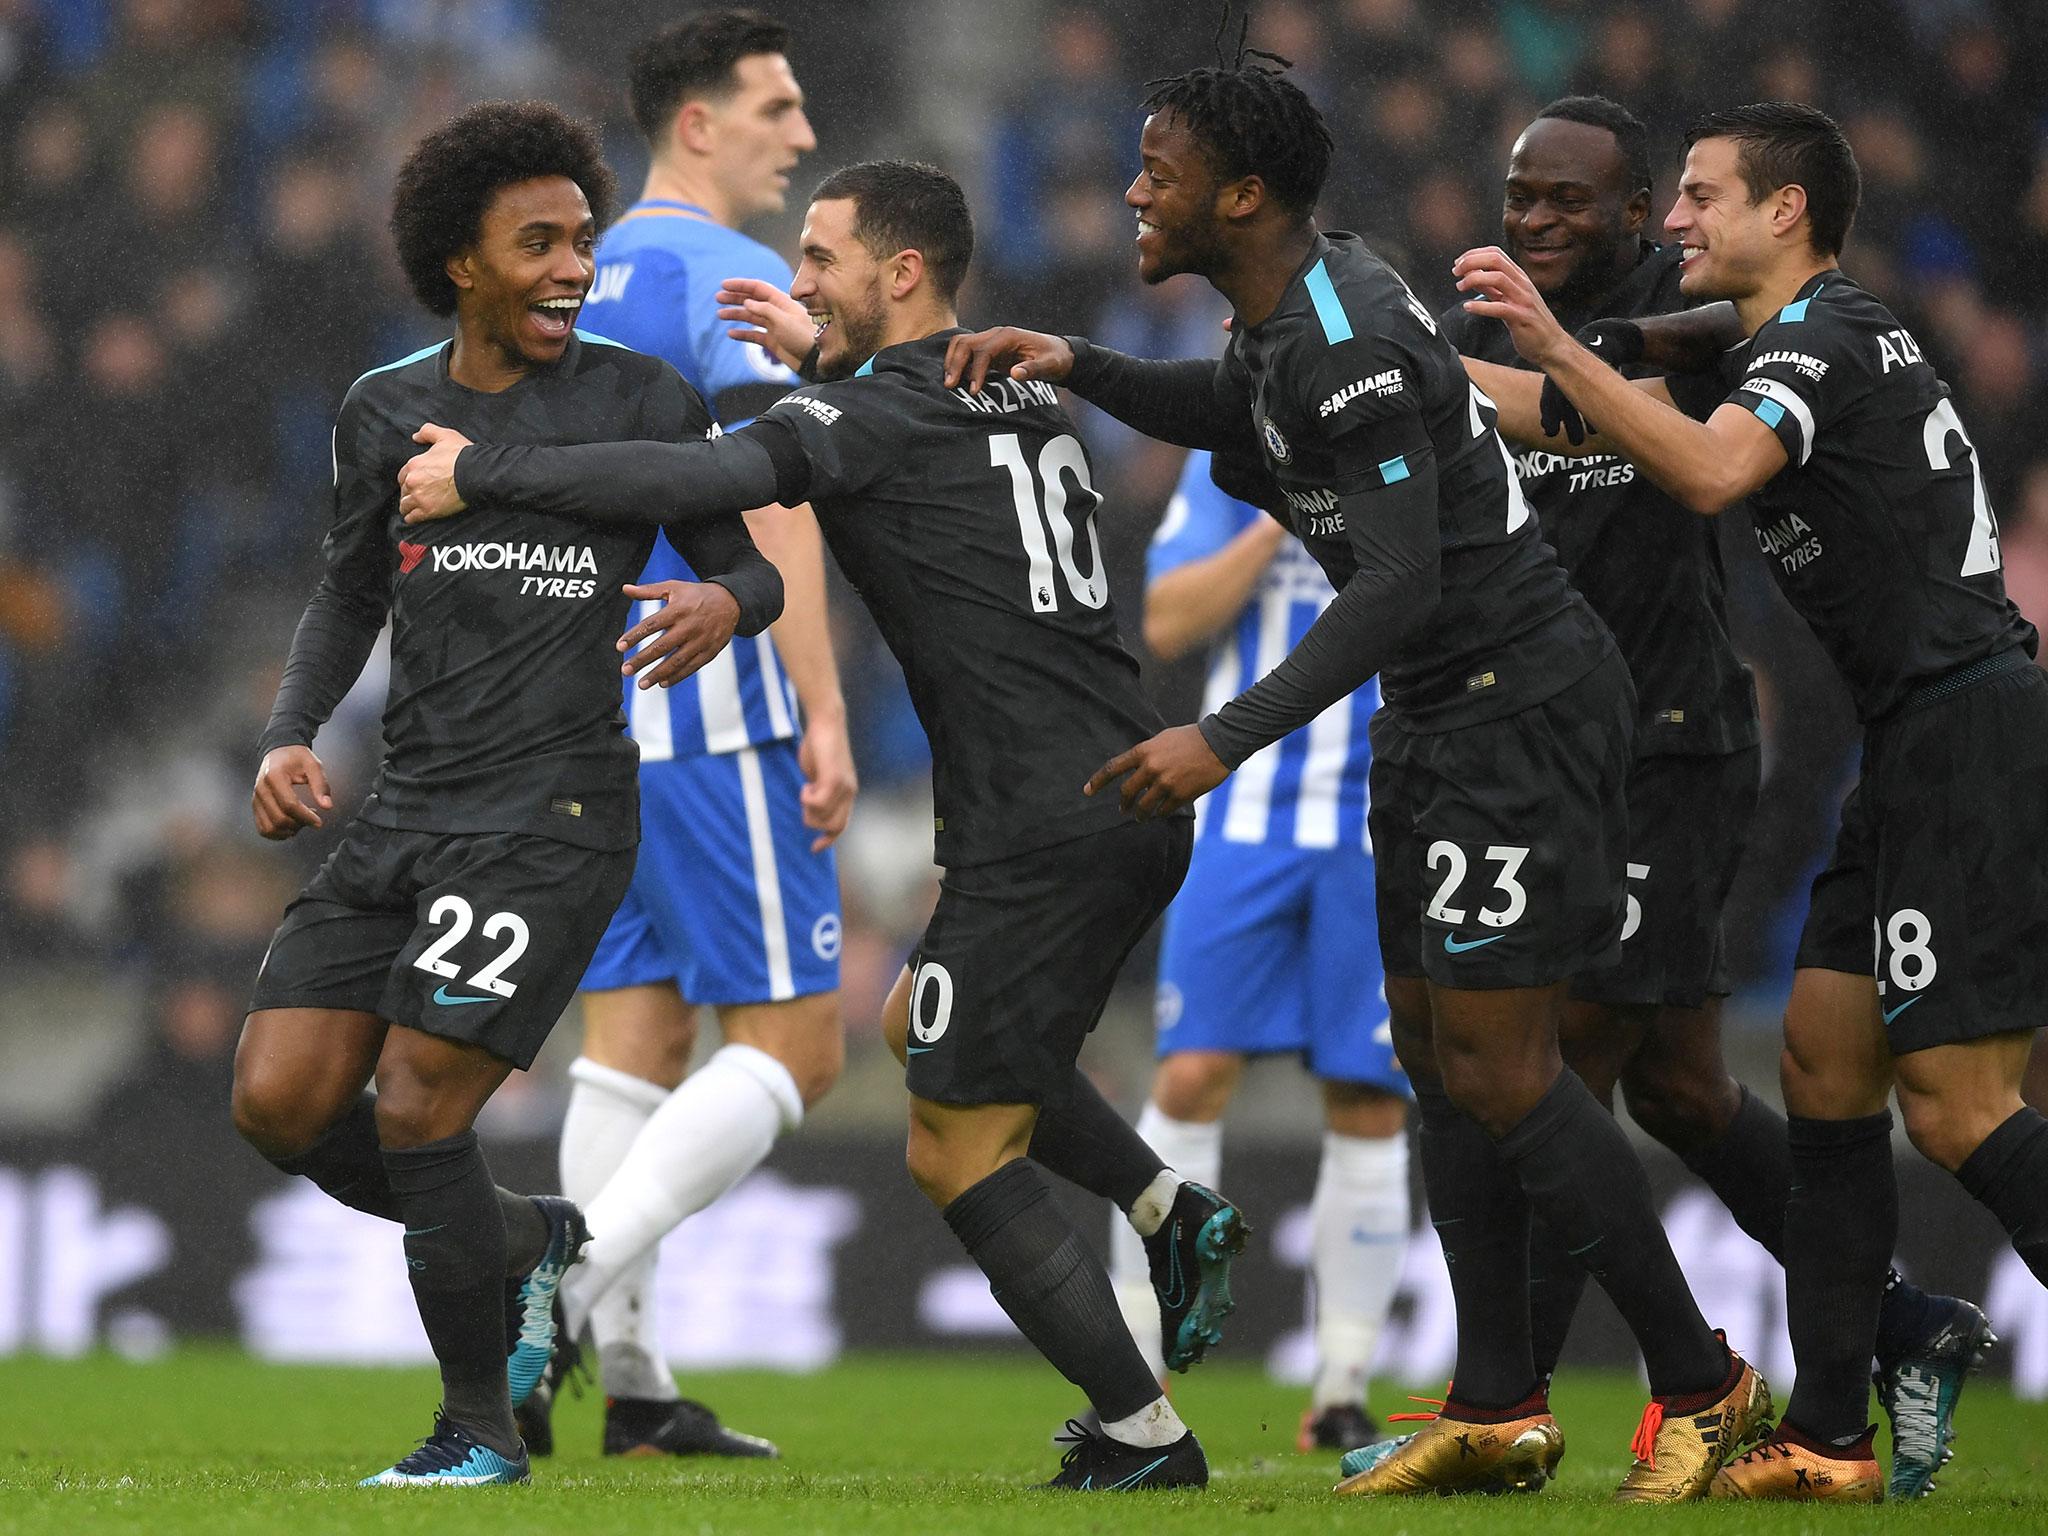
[397,541,428,575]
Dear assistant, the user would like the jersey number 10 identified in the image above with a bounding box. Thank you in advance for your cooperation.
[990,432,1108,614]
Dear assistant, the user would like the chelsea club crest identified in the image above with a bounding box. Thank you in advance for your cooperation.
[1262,416,1291,462]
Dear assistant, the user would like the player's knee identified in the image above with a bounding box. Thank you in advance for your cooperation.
[1437,1050,1540,1138]
[1152,1053,1237,1121]
[1896,1087,2004,1174]
[903,1121,960,1207]
[370,1064,470,1150]
[1619,1060,1730,1154]
[230,1063,320,1159]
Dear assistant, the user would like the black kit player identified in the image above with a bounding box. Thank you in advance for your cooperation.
[398,159,1251,1493]
[1445,96,1986,1498]
[946,56,1768,1501]
[1458,102,2048,1502]
[230,102,782,1486]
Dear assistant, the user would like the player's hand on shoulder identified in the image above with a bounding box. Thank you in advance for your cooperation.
[716,278,816,375]
[1452,246,1570,368]
[942,327,1074,393]
[1084,724,1227,821]
[397,423,473,524]
[796,707,858,852]
[617,579,742,690]
[252,745,333,840]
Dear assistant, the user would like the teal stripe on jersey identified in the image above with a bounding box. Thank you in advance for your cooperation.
[574,328,632,349]
[1777,298,1811,323]
[1379,455,1410,485]
[1752,398,1786,429]
[1304,261,1353,344]
[349,341,445,390]
[855,355,877,377]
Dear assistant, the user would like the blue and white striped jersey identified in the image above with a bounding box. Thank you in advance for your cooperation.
[580,200,802,761]
[1148,450,1377,851]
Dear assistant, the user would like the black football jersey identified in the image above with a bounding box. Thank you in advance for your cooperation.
[1703,271,2035,720]
[1227,232,1614,732]
[261,333,764,852]
[753,333,1167,867]
[1442,243,1758,756]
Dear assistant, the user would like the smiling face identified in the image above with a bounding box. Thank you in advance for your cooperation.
[1665,136,1778,301]
[790,197,889,380]
[1126,112,1235,285]
[700,52,816,223]
[1502,116,1648,306]
[448,175,594,372]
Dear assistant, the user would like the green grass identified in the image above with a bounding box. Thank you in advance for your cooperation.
[1,1350,2044,1533]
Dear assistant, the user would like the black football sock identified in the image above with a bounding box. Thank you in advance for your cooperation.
[271,1095,548,1276]
[943,1159,1161,1423]
[1497,1070,1725,1398]
[1956,1107,2048,1285]
[1782,1112,1895,1443]
[1026,1070,1168,1213]
[269,1096,402,1219]
[1525,1212,1592,1380]
[382,1131,519,1456]
[1413,1081,1538,1410]
[1677,1086,1935,1361]
[1675,1085,1793,1259]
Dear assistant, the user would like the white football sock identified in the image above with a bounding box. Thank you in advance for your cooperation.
[1110,1101,1223,1383]
[1100,1393,1189,1449]
[1309,1129,1410,1412]
[564,1043,803,1337]
[560,1057,677,1400]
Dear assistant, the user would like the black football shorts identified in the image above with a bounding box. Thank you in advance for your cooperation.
[249,817,636,1069]
[904,817,1192,1106]
[1571,745,1761,1010]
[1371,649,1634,989]
[1794,655,2048,1054]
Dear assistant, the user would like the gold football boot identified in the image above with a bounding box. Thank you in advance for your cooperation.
[1710,1427,1884,1502]
[1612,1350,1773,1503]
[1333,1391,1564,1497]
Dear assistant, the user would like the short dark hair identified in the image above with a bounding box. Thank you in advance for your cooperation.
[628,8,793,146]
[1535,95,1652,197]
[1685,100,1860,256]
[1139,57,1333,219]
[389,100,616,316]
[810,160,974,303]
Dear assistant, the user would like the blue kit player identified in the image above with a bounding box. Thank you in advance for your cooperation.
[1108,449,1410,1456]
[521,11,853,1461]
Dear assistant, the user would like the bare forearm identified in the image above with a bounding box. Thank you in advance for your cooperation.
[1144,523,1282,660]
[742,501,844,724]
[1542,340,1735,511]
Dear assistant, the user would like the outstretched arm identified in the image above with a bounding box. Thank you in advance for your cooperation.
[395,422,802,529]
[942,327,1253,452]
[1454,246,1786,511]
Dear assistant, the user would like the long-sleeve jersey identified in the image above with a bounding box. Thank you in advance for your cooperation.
[260,332,781,852]
[1059,231,1616,767]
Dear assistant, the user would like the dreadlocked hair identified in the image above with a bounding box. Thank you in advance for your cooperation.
[1140,49,1333,219]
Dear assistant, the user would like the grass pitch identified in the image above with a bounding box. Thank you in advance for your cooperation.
[2,1350,2045,1534]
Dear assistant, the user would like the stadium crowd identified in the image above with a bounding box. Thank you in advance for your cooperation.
[0,0,2044,1127]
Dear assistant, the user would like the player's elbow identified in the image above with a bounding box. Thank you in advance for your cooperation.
[1673,472,1735,516]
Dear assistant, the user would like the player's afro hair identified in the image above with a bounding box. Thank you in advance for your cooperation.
[1686,101,1860,257]
[1139,47,1333,220]
[390,100,618,317]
